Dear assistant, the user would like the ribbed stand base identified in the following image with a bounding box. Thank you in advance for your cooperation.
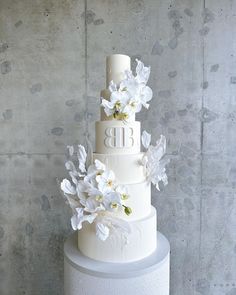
[64,232,170,295]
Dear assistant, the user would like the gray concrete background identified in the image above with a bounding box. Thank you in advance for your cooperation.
[0,0,235,294]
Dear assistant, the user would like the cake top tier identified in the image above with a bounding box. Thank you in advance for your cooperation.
[106,54,131,87]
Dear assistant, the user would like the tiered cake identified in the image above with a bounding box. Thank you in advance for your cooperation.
[61,54,169,267]
[77,54,157,263]
[62,54,170,295]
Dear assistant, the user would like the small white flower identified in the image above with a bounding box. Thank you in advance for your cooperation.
[61,179,76,195]
[116,185,129,200]
[97,170,116,193]
[96,222,110,241]
[84,196,105,213]
[103,191,122,211]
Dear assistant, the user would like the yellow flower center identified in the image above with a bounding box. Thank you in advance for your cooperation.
[107,180,113,187]
[95,195,103,202]
[110,202,118,209]
[121,194,128,200]
[114,101,121,109]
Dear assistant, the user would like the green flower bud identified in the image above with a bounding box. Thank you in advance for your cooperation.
[124,206,132,216]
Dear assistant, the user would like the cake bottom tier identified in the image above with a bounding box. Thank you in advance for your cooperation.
[78,206,157,263]
[64,231,170,295]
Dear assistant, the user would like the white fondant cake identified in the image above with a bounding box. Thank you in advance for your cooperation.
[77,54,157,262]
[78,207,157,263]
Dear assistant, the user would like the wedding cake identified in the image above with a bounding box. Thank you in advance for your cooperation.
[61,54,168,264]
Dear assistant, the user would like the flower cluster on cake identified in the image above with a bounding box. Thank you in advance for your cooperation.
[60,54,169,263]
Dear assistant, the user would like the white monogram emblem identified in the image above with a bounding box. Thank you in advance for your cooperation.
[104,127,134,148]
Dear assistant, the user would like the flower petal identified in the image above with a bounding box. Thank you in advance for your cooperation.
[94,159,106,171]
[141,130,151,149]
[78,145,87,173]
[61,179,76,195]
[67,145,74,156]
[96,222,110,241]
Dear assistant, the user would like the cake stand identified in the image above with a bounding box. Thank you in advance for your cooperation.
[64,232,170,295]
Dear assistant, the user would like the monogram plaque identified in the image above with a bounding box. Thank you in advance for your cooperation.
[104,127,134,148]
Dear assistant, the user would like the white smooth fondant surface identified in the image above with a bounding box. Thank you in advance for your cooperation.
[95,120,140,154]
[64,232,170,295]
[78,206,157,263]
[106,54,131,87]
[93,152,146,183]
[113,181,151,221]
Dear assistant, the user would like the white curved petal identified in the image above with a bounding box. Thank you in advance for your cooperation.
[108,80,117,92]
[65,160,76,172]
[96,222,110,241]
[67,145,74,156]
[141,130,151,149]
[78,145,87,173]
[61,179,76,195]
[94,159,106,171]
[135,59,150,84]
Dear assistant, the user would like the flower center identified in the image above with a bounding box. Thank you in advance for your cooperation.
[95,195,103,202]
[130,101,136,107]
[121,194,128,200]
[114,101,121,109]
[110,202,118,209]
[107,180,113,187]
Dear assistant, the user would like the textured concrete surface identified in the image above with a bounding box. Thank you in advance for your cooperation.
[0,0,235,294]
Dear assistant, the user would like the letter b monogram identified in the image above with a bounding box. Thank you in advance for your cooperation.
[104,127,134,148]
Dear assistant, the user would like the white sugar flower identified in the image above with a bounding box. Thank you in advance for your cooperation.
[97,170,116,194]
[71,208,97,230]
[84,196,105,213]
[101,90,130,117]
[101,59,153,120]
[60,145,132,241]
[96,222,110,241]
[115,185,129,200]
[135,59,151,84]
[61,179,76,195]
[103,191,122,211]
[141,131,169,190]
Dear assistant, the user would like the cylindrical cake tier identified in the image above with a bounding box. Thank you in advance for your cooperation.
[112,181,151,221]
[93,152,146,184]
[106,54,131,87]
[78,206,157,263]
[95,120,140,154]
[64,232,170,295]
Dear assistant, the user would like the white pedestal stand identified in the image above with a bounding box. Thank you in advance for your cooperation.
[64,232,170,295]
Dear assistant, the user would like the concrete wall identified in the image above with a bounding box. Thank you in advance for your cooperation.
[0,0,235,294]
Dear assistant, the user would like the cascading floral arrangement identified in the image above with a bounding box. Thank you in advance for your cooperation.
[101,59,153,121]
[60,145,132,241]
